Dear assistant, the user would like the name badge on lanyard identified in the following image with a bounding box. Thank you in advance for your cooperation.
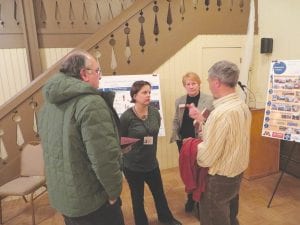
[143,136,153,145]
[179,104,186,109]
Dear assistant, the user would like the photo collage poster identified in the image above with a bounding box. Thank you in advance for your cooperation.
[99,74,165,136]
[262,60,300,142]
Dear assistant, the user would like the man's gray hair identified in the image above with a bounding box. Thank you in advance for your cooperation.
[208,60,240,87]
[59,50,91,79]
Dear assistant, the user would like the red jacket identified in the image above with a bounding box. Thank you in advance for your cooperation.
[179,138,208,201]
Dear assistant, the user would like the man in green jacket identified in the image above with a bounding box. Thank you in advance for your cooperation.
[38,50,124,225]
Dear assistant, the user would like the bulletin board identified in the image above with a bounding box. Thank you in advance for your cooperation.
[100,74,165,136]
[262,60,300,142]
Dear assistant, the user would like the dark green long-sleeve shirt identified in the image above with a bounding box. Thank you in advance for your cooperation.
[120,105,160,172]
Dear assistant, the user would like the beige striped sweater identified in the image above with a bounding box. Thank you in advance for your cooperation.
[197,93,252,177]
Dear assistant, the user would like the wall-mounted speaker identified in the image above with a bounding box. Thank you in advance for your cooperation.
[260,38,273,54]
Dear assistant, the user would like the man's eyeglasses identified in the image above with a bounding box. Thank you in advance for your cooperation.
[85,68,102,75]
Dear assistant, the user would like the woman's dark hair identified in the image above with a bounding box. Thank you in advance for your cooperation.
[130,80,151,103]
[59,50,89,79]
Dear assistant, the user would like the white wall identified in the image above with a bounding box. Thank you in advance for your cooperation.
[252,0,300,108]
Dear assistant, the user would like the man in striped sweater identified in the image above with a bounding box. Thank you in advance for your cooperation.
[189,60,252,225]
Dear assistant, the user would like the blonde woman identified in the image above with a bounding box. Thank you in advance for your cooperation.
[170,72,213,212]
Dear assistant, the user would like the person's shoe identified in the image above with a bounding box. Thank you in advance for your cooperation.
[185,198,195,212]
[162,218,182,225]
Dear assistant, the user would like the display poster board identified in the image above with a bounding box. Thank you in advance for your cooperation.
[100,74,165,136]
[262,60,300,142]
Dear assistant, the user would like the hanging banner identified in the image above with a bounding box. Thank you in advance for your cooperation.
[262,60,300,142]
[100,74,165,136]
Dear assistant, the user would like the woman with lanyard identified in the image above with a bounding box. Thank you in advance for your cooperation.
[120,80,182,225]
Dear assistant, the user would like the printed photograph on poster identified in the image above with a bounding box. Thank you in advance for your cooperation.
[262,60,300,142]
[99,74,165,136]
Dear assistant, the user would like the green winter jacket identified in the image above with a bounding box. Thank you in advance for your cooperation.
[38,73,122,217]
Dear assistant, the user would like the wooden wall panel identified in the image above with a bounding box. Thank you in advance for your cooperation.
[0,48,72,106]
[244,109,280,180]
[39,48,73,70]
[35,0,133,33]
[34,0,135,47]
[0,49,30,105]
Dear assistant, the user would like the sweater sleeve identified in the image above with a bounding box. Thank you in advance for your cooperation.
[76,96,122,199]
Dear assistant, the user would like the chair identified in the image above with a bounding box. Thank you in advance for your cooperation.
[0,142,46,225]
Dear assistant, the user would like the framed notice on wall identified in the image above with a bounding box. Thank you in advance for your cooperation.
[262,60,300,142]
[99,74,165,136]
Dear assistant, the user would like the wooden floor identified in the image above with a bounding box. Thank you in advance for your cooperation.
[1,167,300,225]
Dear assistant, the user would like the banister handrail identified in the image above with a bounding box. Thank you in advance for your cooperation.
[0,0,153,120]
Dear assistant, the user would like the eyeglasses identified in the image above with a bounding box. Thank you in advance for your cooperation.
[85,68,102,75]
